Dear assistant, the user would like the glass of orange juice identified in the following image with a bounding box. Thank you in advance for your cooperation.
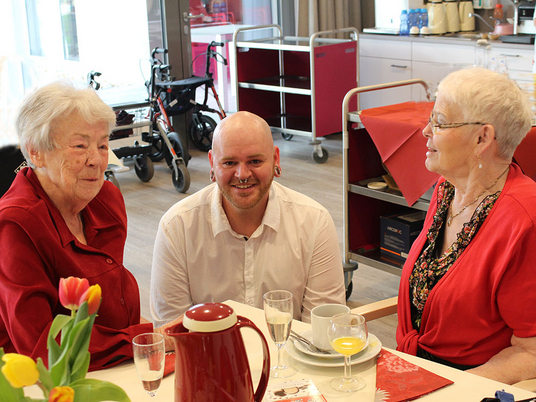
[327,313,368,392]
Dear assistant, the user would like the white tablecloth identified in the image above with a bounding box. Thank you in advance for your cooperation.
[24,300,536,401]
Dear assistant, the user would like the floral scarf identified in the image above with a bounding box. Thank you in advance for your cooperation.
[409,181,500,329]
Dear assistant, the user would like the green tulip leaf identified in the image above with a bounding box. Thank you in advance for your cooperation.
[48,314,73,365]
[70,351,90,383]
[36,358,53,394]
[70,379,131,402]
[50,315,90,386]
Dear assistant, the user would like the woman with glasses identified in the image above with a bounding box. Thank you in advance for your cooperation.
[396,67,536,384]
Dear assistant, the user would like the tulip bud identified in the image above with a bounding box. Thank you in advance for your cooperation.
[59,277,89,312]
[49,386,75,402]
[1,353,39,388]
[82,284,102,316]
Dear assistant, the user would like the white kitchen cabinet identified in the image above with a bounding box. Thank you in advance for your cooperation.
[359,38,412,110]
[410,41,475,101]
[487,47,533,98]
[359,36,476,107]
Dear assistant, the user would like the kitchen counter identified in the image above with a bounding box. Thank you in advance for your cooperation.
[358,32,535,110]
[359,32,534,50]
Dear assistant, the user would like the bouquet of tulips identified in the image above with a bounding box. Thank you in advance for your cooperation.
[0,277,130,402]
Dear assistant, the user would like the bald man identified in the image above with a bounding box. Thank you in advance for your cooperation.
[150,112,345,325]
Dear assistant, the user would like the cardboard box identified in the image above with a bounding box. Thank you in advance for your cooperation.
[380,211,427,261]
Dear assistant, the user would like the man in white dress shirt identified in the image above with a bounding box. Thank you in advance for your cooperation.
[150,112,345,326]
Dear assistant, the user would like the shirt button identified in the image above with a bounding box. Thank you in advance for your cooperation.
[120,298,125,305]
[106,258,113,264]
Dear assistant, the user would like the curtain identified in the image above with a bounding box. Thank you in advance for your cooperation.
[296,0,361,38]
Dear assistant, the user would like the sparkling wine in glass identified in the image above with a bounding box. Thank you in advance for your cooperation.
[263,290,296,378]
[133,333,165,397]
[328,313,368,393]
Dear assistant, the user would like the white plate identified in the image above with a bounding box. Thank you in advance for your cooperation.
[286,333,382,368]
[292,329,368,359]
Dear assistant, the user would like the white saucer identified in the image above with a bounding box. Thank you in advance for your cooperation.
[286,333,382,368]
[292,329,369,359]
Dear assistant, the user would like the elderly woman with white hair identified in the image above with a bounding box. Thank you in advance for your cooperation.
[396,67,536,384]
[0,81,166,370]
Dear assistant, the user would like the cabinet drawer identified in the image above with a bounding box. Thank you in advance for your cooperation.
[360,38,411,60]
[412,42,475,64]
[487,48,533,72]
[359,56,412,109]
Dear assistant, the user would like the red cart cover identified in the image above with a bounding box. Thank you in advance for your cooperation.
[359,101,536,205]
[359,101,437,206]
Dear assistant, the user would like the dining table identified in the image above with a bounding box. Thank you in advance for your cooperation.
[24,300,536,401]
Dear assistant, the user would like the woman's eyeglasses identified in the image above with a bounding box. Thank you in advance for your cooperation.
[427,116,486,134]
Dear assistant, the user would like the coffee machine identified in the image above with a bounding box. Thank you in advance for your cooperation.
[518,1,536,34]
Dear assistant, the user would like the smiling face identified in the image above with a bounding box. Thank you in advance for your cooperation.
[423,94,479,178]
[209,112,280,215]
[30,112,110,213]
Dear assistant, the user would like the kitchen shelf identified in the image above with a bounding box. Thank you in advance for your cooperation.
[349,177,430,212]
[233,25,358,163]
[237,75,311,95]
[349,248,405,276]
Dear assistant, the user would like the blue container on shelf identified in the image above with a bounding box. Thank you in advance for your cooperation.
[399,10,409,36]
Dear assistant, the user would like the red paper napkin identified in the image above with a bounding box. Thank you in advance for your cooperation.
[375,349,453,402]
[164,352,175,377]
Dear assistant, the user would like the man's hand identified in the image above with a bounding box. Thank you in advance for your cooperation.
[154,314,184,351]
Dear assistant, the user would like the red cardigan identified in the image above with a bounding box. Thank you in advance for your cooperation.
[0,168,152,370]
[397,164,536,366]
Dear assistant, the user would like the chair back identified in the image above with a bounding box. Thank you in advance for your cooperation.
[0,145,27,197]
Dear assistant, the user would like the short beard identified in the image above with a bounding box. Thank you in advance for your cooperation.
[219,175,273,210]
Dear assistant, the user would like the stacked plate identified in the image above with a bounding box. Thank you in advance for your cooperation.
[286,329,382,368]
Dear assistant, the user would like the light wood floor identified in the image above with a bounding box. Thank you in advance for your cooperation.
[116,132,400,349]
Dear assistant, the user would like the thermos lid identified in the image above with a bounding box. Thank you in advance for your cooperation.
[183,303,237,332]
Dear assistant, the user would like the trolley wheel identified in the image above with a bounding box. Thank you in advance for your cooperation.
[312,147,329,164]
[281,133,293,141]
[134,155,154,182]
[164,131,190,168]
[172,164,191,193]
[104,171,120,190]
[345,280,353,301]
[148,132,165,162]
[190,114,217,152]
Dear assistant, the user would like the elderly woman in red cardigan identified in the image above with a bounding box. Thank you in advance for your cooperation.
[396,67,536,384]
[0,81,175,370]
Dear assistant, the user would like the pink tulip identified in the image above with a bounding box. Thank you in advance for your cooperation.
[81,284,102,316]
[59,277,89,312]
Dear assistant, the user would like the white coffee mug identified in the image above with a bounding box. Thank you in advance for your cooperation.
[311,304,351,350]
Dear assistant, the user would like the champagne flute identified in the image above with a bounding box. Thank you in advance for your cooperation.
[327,313,368,393]
[263,290,296,378]
[132,333,165,397]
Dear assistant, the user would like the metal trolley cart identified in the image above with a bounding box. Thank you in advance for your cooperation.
[232,25,359,163]
[341,79,431,293]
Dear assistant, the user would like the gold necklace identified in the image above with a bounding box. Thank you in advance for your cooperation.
[447,166,509,227]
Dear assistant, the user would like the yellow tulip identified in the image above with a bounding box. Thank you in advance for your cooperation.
[49,386,75,402]
[83,284,102,316]
[1,353,39,388]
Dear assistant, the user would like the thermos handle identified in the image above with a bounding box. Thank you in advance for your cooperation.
[236,316,271,402]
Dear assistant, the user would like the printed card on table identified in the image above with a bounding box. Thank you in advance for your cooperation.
[265,379,327,402]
